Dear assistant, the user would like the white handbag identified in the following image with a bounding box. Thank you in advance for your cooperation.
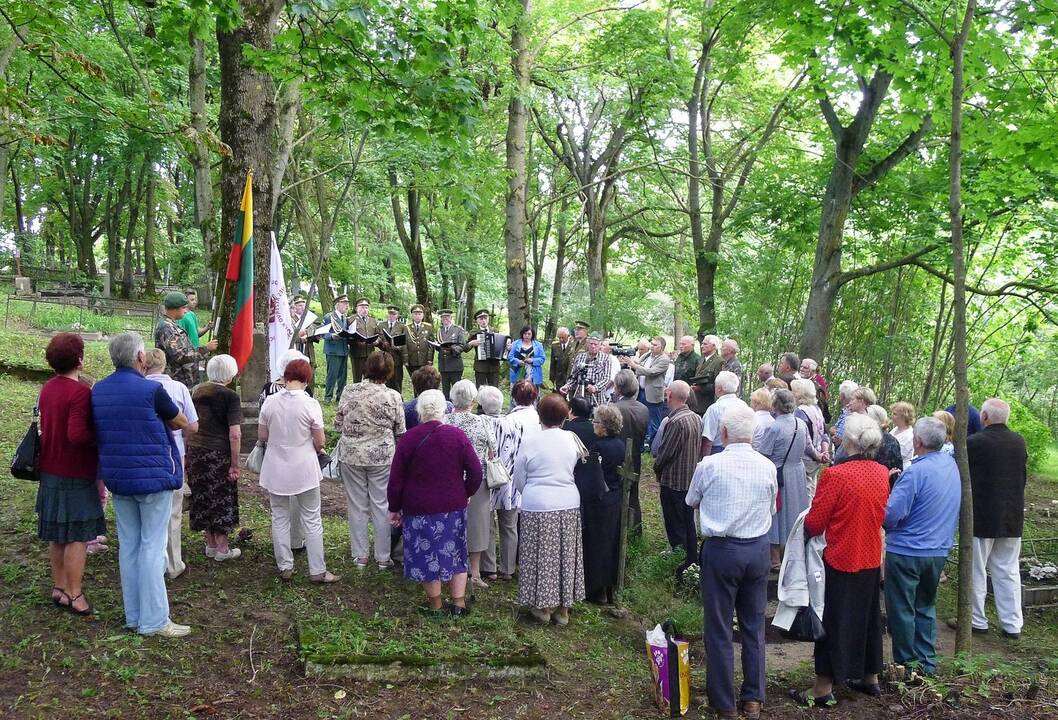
[245,441,266,473]
[485,456,511,489]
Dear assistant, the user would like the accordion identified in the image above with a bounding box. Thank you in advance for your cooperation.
[475,331,508,361]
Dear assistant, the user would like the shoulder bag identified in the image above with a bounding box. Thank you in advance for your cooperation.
[485,456,511,489]
[245,441,266,473]
[11,402,42,482]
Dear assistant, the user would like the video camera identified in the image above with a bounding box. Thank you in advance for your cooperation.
[611,345,638,358]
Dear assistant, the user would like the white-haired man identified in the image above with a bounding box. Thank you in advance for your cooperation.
[966,398,1028,639]
[830,380,859,443]
[720,339,744,396]
[624,336,672,445]
[799,358,830,423]
[686,404,776,720]
[653,381,703,571]
[692,334,724,414]
[549,326,573,388]
[701,370,749,457]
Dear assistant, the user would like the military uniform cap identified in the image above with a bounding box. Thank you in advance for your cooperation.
[334,294,349,304]
[410,304,425,313]
[163,291,189,309]
[474,309,489,319]
[575,320,590,329]
[439,308,455,315]
[355,297,370,306]
[386,305,400,312]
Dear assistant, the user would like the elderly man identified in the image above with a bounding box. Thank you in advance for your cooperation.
[560,332,613,407]
[569,320,590,359]
[701,371,749,457]
[720,339,744,393]
[93,332,191,638]
[756,363,774,386]
[692,334,724,414]
[549,326,574,388]
[653,380,704,570]
[404,303,434,378]
[154,291,217,389]
[290,295,318,378]
[349,297,381,383]
[599,340,623,401]
[322,295,351,402]
[883,417,961,675]
[144,349,199,581]
[673,335,700,384]
[613,369,649,536]
[624,336,672,444]
[799,358,830,422]
[687,404,776,720]
[967,398,1028,639]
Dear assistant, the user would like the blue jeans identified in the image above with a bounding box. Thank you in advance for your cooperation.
[884,552,947,674]
[645,401,668,445]
[113,491,174,634]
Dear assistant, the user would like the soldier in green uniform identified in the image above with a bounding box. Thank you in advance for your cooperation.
[549,326,574,389]
[466,309,502,388]
[568,320,590,364]
[379,304,408,394]
[154,291,216,389]
[405,304,434,378]
[290,295,318,394]
[322,295,351,402]
[436,308,467,399]
[349,297,381,383]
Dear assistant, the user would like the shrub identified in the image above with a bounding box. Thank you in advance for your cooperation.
[1007,399,1053,474]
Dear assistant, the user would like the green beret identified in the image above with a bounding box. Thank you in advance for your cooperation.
[163,291,189,310]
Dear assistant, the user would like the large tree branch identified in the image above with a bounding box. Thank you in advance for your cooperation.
[852,115,934,195]
[912,260,1058,324]
[835,243,940,287]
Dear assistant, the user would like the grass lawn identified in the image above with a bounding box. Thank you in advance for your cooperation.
[3,320,1058,718]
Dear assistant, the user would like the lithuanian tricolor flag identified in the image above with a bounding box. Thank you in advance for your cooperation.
[225,171,254,370]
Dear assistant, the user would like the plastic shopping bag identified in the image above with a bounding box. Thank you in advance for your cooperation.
[645,621,690,716]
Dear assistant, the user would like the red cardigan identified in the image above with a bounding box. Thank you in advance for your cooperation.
[805,458,889,572]
[38,375,98,481]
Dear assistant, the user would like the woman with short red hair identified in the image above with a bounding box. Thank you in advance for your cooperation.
[257,359,338,582]
[37,332,104,615]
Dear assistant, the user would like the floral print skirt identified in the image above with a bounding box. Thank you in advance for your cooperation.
[402,509,469,583]
[517,508,585,609]
[187,446,240,535]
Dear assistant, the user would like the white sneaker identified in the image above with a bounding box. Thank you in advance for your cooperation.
[205,546,217,558]
[147,621,191,638]
[214,548,243,562]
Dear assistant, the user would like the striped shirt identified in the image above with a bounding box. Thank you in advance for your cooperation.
[653,406,703,491]
[686,443,777,538]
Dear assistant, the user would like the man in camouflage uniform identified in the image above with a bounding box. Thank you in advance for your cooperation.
[154,291,216,389]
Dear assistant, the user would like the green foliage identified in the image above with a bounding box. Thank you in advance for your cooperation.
[1008,400,1055,475]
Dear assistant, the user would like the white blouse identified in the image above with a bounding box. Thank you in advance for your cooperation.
[513,427,581,512]
[258,389,324,496]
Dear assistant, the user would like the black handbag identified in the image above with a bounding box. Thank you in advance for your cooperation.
[574,451,609,501]
[11,404,41,482]
[780,605,826,642]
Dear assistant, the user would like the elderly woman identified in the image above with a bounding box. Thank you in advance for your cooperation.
[514,393,585,625]
[36,333,105,615]
[759,388,823,569]
[792,379,831,494]
[791,415,890,707]
[933,410,956,455]
[445,380,498,588]
[186,354,243,561]
[404,365,453,430]
[478,385,520,582]
[258,359,337,583]
[507,325,546,389]
[890,402,916,469]
[388,389,483,616]
[335,351,406,569]
[582,404,625,605]
[867,405,904,484]
[749,387,775,450]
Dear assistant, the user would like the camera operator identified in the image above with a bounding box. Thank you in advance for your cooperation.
[620,336,672,445]
[559,333,613,408]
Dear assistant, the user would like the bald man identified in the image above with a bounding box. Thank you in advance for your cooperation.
[653,380,703,572]
[549,326,574,388]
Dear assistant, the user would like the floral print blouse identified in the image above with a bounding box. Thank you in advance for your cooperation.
[334,380,406,466]
[444,411,496,471]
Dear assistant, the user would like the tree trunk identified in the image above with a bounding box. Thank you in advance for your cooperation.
[688,49,708,337]
[950,0,976,655]
[586,218,607,326]
[503,0,531,336]
[388,168,432,314]
[217,0,285,333]
[121,156,149,299]
[189,33,218,306]
[544,197,571,343]
[143,167,158,296]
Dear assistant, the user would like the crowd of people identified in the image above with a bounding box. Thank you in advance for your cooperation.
[30,293,1031,717]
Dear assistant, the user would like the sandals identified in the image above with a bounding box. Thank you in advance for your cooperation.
[847,680,882,697]
[65,592,95,617]
[446,599,471,618]
[788,689,837,708]
[51,587,67,608]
